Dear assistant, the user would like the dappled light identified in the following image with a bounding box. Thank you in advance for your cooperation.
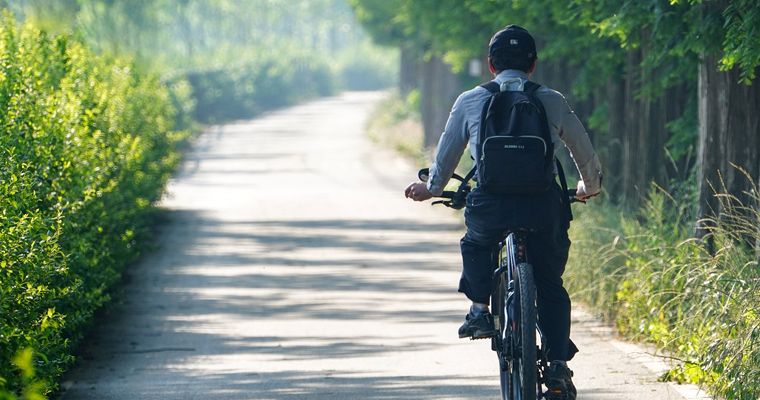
[1,1,758,400]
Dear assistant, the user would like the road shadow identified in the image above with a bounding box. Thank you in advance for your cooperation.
[59,209,476,399]
[63,369,498,400]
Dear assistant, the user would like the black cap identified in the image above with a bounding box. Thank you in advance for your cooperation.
[488,25,537,60]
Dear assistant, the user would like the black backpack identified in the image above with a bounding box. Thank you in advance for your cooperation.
[477,80,555,194]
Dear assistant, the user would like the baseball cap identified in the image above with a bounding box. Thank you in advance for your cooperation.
[488,25,537,60]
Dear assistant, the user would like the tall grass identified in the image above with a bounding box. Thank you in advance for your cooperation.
[566,179,760,399]
[365,91,426,164]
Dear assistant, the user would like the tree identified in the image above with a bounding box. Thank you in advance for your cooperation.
[348,0,420,94]
[694,0,760,233]
[351,0,760,228]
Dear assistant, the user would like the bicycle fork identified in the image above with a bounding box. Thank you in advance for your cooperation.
[491,233,527,359]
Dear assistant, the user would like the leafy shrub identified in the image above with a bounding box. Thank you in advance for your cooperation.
[182,55,336,123]
[566,181,760,399]
[334,42,397,91]
[180,42,398,124]
[0,16,188,396]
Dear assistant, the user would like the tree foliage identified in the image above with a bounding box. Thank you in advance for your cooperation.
[9,0,398,122]
[719,0,760,82]
[10,0,371,70]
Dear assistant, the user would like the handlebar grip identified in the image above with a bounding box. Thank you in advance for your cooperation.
[567,189,587,204]
[418,168,469,184]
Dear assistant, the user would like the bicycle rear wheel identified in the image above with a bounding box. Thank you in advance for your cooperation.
[513,262,537,400]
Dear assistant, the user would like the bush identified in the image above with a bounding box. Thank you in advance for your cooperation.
[181,55,336,123]
[334,42,397,91]
[0,16,187,396]
[180,42,398,124]
[566,181,760,399]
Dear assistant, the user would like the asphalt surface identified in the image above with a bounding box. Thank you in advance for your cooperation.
[59,92,709,399]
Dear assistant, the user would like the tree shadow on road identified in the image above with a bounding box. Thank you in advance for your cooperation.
[63,369,499,399]
[59,209,482,399]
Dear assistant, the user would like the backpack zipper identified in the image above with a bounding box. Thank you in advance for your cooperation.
[480,135,547,160]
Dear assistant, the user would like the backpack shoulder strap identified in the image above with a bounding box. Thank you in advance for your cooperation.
[523,79,551,136]
[555,158,574,221]
[522,80,555,165]
[523,80,540,94]
[479,81,500,94]
[476,81,499,162]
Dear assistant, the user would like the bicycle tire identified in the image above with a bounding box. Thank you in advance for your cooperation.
[514,262,537,400]
[495,271,510,400]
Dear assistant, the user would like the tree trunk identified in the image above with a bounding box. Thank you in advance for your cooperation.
[696,53,760,235]
[605,76,626,201]
[621,49,643,202]
[533,59,593,182]
[618,45,686,204]
[399,46,420,96]
[420,56,460,149]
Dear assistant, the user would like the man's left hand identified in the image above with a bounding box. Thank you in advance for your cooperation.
[405,182,433,201]
[575,180,599,200]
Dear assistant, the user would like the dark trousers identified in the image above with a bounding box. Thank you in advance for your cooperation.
[459,185,574,361]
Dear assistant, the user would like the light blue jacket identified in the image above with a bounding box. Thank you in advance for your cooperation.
[426,69,602,196]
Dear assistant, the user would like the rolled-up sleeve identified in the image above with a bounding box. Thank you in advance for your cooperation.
[426,93,470,196]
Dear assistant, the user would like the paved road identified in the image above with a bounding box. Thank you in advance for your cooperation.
[59,92,707,399]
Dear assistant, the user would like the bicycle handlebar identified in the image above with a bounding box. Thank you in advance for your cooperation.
[418,167,587,209]
[567,189,586,204]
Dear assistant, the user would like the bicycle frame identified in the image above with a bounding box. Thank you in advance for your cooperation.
[491,231,526,354]
[488,233,525,393]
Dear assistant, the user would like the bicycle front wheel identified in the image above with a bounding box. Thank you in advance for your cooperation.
[495,269,510,400]
[513,262,537,400]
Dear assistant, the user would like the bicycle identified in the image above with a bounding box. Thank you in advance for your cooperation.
[417,167,582,400]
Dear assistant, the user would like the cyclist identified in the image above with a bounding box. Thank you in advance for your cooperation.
[404,25,602,400]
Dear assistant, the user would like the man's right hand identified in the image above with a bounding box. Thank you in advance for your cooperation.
[405,182,433,202]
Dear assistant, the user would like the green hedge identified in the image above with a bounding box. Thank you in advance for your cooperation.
[182,56,336,123]
[179,45,398,124]
[566,184,760,399]
[0,17,188,396]
[333,42,397,91]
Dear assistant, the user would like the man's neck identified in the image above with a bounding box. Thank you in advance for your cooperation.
[494,69,530,80]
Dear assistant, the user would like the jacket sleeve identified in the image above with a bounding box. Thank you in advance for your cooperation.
[426,92,470,196]
[552,92,603,195]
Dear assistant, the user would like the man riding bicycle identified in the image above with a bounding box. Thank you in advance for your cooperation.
[405,25,602,400]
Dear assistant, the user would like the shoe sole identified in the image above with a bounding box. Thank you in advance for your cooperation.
[459,329,497,340]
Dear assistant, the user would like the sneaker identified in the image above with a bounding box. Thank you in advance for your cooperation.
[458,311,496,339]
[544,361,576,400]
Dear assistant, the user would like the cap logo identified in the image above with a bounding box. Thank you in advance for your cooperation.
[510,39,518,45]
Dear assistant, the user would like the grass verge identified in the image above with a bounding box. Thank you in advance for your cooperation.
[365,91,426,165]
[566,182,759,399]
